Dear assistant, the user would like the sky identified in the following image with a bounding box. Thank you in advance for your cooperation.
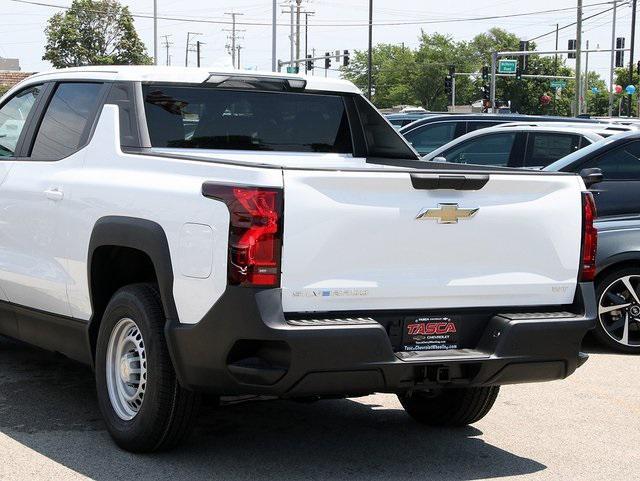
[1,0,637,89]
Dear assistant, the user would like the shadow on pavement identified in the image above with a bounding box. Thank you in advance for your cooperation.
[0,336,546,481]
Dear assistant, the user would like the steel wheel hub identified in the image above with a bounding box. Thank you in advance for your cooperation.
[599,275,640,347]
[105,318,147,421]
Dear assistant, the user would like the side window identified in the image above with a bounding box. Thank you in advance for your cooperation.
[404,122,458,154]
[0,85,42,157]
[443,133,516,166]
[30,82,103,160]
[583,141,640,180]
[525,133,581,168]
[466,121,503,133]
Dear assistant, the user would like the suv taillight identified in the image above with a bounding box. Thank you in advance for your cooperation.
[580,192,598,282]
[203,183,283,287]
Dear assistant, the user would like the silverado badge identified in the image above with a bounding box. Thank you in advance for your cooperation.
[416,203,479,224]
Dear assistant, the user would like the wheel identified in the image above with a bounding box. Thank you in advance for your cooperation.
[95,283,201,452]
[595,267,640,354]
[398,386,500,427]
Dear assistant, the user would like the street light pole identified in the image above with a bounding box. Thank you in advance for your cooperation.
[628,0,638,117]
[609,0,618,117]
[272,0,277,72]
[153,0,158,65]
[575,0,583,115]
[367,0,373,99]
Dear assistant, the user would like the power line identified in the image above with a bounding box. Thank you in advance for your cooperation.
[527,1,629,42]
[223,12,244,69]
[7,0,625,28]
[161,34,172,66]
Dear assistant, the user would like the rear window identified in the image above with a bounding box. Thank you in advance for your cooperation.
[142,85,353,154]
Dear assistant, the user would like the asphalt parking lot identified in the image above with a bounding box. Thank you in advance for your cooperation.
[0,335,637,481]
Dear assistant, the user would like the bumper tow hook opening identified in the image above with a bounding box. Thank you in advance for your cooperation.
[436,367,451,384]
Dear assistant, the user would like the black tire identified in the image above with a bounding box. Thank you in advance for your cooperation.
[95,283,201,452]
[398,386,500,427]
[594,267,640,354]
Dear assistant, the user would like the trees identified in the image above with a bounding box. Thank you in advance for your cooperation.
[342,44,418,109]
[341,27,615,116]
[43,0,152,68]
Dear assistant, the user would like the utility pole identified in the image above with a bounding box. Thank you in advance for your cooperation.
[185,32,202,67]
[609,0,618,116]
[289,4,295,66]
[161,34,172,66]
[295,0,302,63]
[575,0,583,115]
[304,11,315,70]
[554,23,559,115]
[628,0,638,117]
[237,46,242,69]
[224,12,244,69]
[584,40,590,113]
[554,23,559,71]
[368,0,373,99]
[153,0,158,65]
[196,41,204,68]
[311,47,316,76]
[272,0,277,72]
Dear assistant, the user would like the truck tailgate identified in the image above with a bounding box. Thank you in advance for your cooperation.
[280,170,583,313]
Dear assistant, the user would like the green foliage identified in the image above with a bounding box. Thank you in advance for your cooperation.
[342,44,418,108]
[342,27,615,116]
[0,85,8,97]
[43,0,152,68]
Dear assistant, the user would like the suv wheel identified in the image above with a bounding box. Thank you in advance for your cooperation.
[398,386,499,427]
[595,267,640,354]
[95,283,201,452]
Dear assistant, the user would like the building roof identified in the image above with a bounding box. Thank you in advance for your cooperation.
[0,70,34,87]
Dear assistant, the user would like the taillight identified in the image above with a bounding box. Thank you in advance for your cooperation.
[203,182,283,287]
[580,192,598,282]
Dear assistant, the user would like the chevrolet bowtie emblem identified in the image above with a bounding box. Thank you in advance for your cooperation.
[416,203,479,224]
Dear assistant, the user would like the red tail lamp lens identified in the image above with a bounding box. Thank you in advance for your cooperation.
[580,192,598,282]
[203,183,283,287]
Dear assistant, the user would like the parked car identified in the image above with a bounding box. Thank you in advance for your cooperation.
[385,112,435,130]
[422,125,605,168]
[0,66,595,452]
[499,121,638,137]
[399,113,603,156]
[545,131,640,353]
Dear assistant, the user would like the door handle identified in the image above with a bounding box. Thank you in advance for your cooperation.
[44,188,64,201]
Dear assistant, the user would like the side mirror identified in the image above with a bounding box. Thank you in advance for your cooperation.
[580,167,604,188]
[431,156,447,163]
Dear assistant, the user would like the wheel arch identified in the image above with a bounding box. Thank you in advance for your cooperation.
[596,252,640,286]
[87,216,178,364]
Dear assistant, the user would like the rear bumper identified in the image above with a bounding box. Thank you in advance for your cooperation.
[165,283,596,397]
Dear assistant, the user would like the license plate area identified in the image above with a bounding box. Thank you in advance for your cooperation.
[402,316,460,352]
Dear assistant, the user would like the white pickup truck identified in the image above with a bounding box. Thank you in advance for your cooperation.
[0,67,596,452]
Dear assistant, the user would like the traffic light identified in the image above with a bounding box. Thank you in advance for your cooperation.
[515,67,522,81]
[519,40,529,72]
[449,65,456,77]
[343,50,350,67]
[306,55,314,72]
[616,37,625,68]
[568,39,576,59]
[482,84,490,100]
[324,52,332,70]
[445,75,453,95]
[482,66,489,81]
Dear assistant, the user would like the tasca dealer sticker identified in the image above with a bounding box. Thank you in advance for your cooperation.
[402,317,458,352]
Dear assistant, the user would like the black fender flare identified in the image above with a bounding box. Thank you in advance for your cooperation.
[88,216,178,321]
[86,216,180,369]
